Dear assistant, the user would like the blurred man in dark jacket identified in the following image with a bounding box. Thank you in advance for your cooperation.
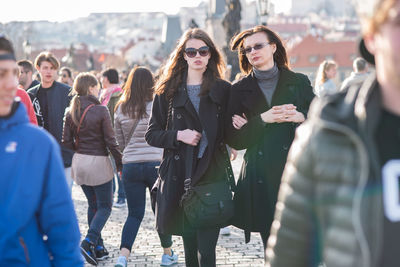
[266,0,400,266]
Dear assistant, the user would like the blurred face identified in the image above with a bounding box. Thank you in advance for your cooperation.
[0,58,18,116]
[89,84,99,98]
[101,75,110,89]
[325,65,337,79]
[37,61,57,87]
[18,66,31,87]
[243,32,276,70]
[183,38,210,72]
[366,2,400,90]
[60,70,69,83]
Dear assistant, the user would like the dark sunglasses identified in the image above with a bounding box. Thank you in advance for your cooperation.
[241,42,270,54]
[185,46,210,58]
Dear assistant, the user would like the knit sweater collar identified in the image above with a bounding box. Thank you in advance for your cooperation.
[253,63,279,81]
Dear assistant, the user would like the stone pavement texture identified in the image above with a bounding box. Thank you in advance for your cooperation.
[72,151,264,266]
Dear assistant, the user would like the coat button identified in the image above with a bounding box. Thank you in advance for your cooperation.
[176,114,182,119]
[172,175,177,181]
[174,155,180,160]
[283,146,289,151]
[216,114,219,118]
[257,180,263,184]
[258,151,263,156]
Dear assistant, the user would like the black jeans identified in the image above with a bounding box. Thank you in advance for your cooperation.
[182,225,220,267]
[120,162,172,251]
[81,180,113,244]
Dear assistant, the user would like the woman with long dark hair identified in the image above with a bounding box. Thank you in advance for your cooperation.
[62,73,122,266]
[145,28,233,267]
[113,66,178,267]
[226,25,315,255]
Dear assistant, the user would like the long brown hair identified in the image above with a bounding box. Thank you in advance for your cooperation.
[155,28,225,99]
[115,66,154,120]
[69,72,98,126]
[230,25,289,74]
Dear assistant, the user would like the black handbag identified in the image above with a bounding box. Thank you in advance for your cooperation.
[180,145,236,228]
[150,97,173,212]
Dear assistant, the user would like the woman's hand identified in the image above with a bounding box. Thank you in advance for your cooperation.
[260,104,297,123]
[177,129,202,146]
[282,110,305,123]
[232,113,248,130]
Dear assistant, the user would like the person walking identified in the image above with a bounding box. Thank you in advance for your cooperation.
[27,52,74,190]
[100,68,126,207]
[113,66,178,267]
[62,73,122,266]
[266,0,400,266]
[340,57,369,90]
[145,28,234,267]
[0,35,83,267]
[314,59,338,97]
[226,25,315,254]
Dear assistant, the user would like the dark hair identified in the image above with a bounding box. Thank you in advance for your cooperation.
[34,51,60,69]
[17,60,34,73]
[60,66,72,78]
[155,28,225,99]
[102,68,119,84]
[69,73,99,126]
[115,66,154,120]
[353,57,367,72]
[230,25,289,74]
[0,35,15,55]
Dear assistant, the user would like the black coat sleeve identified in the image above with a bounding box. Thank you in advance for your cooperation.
[145,93,179,149]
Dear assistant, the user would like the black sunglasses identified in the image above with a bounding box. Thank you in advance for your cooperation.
[185,46,210,58]
[241,42,271,54]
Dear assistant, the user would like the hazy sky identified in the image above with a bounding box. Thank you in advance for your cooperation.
[0,0,291,23]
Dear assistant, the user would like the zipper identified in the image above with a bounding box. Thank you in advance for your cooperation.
[317,119,371,267]
[19,236,31,264]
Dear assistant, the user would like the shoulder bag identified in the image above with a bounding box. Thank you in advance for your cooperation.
[74,104,95,150]
[180,141,236,228]
[150,97,173,212]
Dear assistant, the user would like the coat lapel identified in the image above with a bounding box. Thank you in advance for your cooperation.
[198,84,219,155]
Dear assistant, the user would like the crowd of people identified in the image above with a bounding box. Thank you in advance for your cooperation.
[1,0,399,266]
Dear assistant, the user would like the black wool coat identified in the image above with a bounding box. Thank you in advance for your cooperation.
[226,68,315,242]
[145,78,234,235]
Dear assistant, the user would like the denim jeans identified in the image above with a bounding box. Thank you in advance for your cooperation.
[120,161,172,251]
[81,180,113,244]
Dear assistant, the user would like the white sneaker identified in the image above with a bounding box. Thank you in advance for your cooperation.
[115,255,127,267]
[220,226,231,236]
[160,250,178,266]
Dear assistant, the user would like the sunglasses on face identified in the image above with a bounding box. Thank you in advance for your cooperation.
[241,42,271,54]
[184,46,210,58]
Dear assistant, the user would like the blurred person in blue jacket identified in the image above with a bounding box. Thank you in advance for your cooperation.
[0,35,83,267]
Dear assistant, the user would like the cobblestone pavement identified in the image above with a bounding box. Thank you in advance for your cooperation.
[72,151,264,266]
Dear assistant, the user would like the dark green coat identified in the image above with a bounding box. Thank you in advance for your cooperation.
[226,68,314,242]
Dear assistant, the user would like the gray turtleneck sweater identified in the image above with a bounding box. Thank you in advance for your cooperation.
[253,63,280,106]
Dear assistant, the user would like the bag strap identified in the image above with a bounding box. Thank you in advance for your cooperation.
[75,104,95,149]
[166,97,173,130]
[124,119,140,151]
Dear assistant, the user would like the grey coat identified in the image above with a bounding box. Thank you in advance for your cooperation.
[266,73,384,267]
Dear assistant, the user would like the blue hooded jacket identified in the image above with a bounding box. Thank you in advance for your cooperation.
[0,101,83,266]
